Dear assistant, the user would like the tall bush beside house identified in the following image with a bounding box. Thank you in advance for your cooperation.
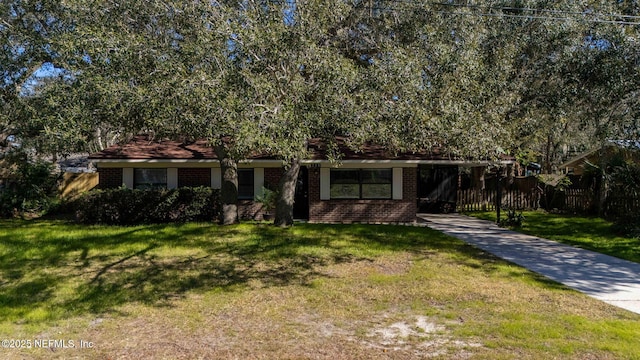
[607,161,640,237]
[0,151,59,217]
[537,174,572,211]
[75,187,220,225]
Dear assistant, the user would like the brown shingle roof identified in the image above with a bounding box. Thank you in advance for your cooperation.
[306,137,453,161]
[89,135,508,162]
[88,136,219,160]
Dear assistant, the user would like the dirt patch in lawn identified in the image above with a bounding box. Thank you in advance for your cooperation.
[75,309,478,360]
[362,314,481,358]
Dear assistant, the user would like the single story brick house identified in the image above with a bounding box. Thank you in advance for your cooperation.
[89,136,513,223]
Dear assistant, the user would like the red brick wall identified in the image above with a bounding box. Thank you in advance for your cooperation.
[178,168,211,188]
[96,165,421,223]
[97,168,123,189]
[264,167,283,189]
[308,167,417,223]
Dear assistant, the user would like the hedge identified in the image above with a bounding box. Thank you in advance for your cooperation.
[74,187,220,225]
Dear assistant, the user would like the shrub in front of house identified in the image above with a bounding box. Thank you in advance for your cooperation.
[74,187,220,225]
[611,213,640,239]
[0,151,59,218]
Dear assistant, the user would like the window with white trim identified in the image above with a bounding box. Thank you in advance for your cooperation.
[330,169,392,199]
[134,168,167,189]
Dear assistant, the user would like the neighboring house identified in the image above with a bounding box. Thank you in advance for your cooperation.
[56,153,96,174]
[88,136,513,223]
[560,141,640,176]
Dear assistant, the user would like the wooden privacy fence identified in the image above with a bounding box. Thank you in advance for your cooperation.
[457,183,632,214]
[563,189,593,213]
[456,188,540,212]
[455,175,640,215]
[59,172,98,199]
[606,195,640,217]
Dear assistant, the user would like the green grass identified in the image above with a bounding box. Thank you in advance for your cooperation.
[0,220,639,359]
[469,211,640,264]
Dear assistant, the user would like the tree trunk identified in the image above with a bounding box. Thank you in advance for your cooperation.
[597,173,608,217]
[544,134,552,174]
[274,158,301,227]
[596,150,609,217]
[506,164,514,186]
[216,146,239,225]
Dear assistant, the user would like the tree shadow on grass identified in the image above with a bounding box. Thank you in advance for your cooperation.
[0,220,553,325]
[519,214,640,263]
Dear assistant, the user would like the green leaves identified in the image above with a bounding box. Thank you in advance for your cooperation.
[2,0,639,167]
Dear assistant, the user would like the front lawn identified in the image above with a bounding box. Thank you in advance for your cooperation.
[0,220,638,359]
[469,211,640,264]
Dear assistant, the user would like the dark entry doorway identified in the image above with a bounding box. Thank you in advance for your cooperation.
[293,166,309,220]
[417,165,458,213]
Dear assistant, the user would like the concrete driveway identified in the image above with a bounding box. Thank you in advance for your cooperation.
[419,214,640,315]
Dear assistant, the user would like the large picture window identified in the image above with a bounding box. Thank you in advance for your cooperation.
[237,169,254,199]
[330,169,392,199]
[134,168,167,189]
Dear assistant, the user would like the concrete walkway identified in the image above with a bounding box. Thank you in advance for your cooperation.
[418,213,640,315]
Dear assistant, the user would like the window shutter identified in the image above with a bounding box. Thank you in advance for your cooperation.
[254,168,264,198]
[123,168,134,189]
[167,168,178,189]
[211,168,221,189]
[320,168,330,200]
[392,168,403,200]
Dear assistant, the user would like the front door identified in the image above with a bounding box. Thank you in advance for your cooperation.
[417,165,458,213]
[293,166,309,220]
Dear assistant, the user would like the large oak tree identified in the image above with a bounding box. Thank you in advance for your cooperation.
[4,0,640,223]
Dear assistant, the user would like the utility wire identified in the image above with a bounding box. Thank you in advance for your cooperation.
[268,0,640,26]
[425,1,640,20]
[376,3,640,26]
[265,0,640,25]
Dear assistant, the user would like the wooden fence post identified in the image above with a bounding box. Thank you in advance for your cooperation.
[496,170,502,225]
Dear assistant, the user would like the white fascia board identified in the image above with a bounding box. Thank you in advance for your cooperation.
[310,160,418,168]
[304,159,514,167]
[93,158,514,168]
[455,160,515,167]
